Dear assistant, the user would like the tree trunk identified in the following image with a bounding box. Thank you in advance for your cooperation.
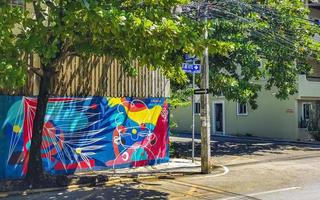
[26,67,52,186]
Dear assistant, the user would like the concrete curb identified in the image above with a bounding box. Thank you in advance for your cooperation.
[0,172,188,198]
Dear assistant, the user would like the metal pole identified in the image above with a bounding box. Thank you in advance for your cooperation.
[200,3,211,174]
[192,67,195,163]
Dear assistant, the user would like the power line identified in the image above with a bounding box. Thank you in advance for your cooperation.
[179,0,319,59]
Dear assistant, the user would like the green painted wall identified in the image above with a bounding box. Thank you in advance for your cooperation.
[298,75,320,98]
[171,95,213,135]
[171,89,299,140]
[171,105,202,135]
[219,89,299,140]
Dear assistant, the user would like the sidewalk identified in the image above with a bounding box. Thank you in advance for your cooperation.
[0,159,201,198]
[172,133,320,146]
[81,158,200,176]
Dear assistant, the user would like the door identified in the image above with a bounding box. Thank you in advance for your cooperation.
[302,103,312,127]
[214,102,225,134]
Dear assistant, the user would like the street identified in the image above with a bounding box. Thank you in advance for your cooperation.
[5,138,320,200]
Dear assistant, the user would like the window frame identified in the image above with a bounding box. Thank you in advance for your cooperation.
[194,102,201,115]
[236,102,248,116]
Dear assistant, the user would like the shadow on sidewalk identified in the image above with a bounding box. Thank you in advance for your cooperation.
[4,183,169,200]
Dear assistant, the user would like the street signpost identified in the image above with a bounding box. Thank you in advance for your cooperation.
[194,89,210,95]
[182,57,201,163]
[182,63,201,74]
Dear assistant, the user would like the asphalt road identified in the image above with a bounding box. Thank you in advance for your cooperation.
[5,152,320,200]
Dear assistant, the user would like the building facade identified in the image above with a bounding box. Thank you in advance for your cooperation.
[172,3,320,141]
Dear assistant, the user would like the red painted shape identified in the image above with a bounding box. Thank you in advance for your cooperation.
[54,159,95,170]
[118,125,126,134]
[140,123,146,131]
[22,97,37,175]
[122,101,147,112]
[133,160,149,167]
[112,128,120,157]
[146,103,169,159]
[91,104,98,110]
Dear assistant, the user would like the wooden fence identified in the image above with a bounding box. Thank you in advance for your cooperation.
[0,55,170,97]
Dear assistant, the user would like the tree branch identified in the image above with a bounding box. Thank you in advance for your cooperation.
[32,0,45,21]
[28,65,43,77]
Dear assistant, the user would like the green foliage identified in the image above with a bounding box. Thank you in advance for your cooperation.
[205,0,320,108]
[167,87,193,109]
[3,0,319,110]
[0,5,26,89]
[0,0,209,90]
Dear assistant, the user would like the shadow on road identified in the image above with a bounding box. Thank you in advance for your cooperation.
[171,137,320,158]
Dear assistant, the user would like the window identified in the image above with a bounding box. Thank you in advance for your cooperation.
[237,103,248,116]
[302,103,312,121]
[194,103,201,114]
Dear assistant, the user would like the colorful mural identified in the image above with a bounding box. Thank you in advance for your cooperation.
[0,96,169,180]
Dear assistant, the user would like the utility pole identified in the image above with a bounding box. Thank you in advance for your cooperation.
[200,2,211,174]
[178,1,212,173]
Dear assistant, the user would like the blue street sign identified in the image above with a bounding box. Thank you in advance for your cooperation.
[182,63,201,74]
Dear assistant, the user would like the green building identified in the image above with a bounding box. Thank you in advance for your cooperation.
[172,4,320,141]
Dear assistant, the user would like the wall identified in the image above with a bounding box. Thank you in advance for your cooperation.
[221,90,298,140]
[172,89,299,140]
[171,106,202,135]
[0,96,169,180]
[298,75,320,98]
[171,95,212,135]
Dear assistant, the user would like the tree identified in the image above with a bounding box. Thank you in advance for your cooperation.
[173,0,320,108]
[1,0,221,186]
[1,0,237,186]
[0,2,27,89]
[208,0,320,107]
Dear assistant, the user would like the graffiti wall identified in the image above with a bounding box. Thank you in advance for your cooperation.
[0,96,169,180]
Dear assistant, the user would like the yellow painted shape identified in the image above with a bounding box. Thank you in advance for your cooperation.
[132,129,137,134]
[127,106,162,126]
[75,148,82,154]
[13,125,21,134]
[107,98,123,108]
[107,97,163,125]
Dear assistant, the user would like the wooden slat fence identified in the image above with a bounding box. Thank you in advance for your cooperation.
[0,55,170,97]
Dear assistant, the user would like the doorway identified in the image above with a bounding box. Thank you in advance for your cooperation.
[213,101,225,135]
